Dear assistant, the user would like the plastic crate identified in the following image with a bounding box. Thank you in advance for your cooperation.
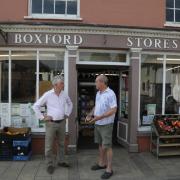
[13,151,32,161]
[0,137,13,161]
[0,155,13,161]
[0,127,31,161]
[13,143,32,156]
[13,136,31,147]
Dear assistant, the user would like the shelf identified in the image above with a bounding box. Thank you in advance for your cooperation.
[152,148,180,156]
[159,135,180,138]
[151,140,180,147]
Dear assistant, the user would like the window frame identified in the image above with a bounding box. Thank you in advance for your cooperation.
[26,0,81,20]
[166,0,180,24]
[140,52,180,127]
[0,48,66,132]
[77,49,130,66]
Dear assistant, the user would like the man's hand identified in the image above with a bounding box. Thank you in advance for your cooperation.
[88,115,103,123]
[85,114,93,123]
[43,115,53,121]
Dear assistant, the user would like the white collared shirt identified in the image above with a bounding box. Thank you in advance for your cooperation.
[94,87,117,125]
[33,89,73,121]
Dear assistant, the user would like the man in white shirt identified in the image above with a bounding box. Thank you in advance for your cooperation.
[33,75,73,174]
[86,75,117,179]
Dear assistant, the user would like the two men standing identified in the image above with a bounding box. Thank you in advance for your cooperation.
[33,74,117,179]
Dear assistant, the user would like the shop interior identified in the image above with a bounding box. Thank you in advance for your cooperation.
[77,65,129,149]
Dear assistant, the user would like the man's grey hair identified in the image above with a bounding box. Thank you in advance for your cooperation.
[97,74,108,85]
[52,75,64,85]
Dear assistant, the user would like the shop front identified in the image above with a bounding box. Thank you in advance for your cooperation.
[0,24,180,153]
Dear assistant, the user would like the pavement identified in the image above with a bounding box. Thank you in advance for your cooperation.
[0,146,180,180]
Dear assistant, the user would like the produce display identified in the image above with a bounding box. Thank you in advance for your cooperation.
[0,127,31,139]
[154,115,180,135]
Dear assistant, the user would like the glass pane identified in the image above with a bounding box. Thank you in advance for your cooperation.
[11,51,37,128]
[39,51,64,96]
[166,9,174,21]
[175,10,180,22]
[44,0,54,14]
[67,1,77,15]
[55,0,65,14]
[120,71,128,118]
[79,52,126,63]
[175,0,180,8]
[0,52,9,128]
[32,0,42,14]
[166,0,174,8]
[140,55,163,125]
[0,52,8,103]
[165,55,180,114]
[11,51,36,103]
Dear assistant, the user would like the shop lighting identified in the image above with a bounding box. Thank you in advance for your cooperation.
[0,53,57,57]
[95,73,119,76]
[166,65,180,71]
[157,58,180,61]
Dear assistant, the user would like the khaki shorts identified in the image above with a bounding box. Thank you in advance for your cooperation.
[94,123,113,149]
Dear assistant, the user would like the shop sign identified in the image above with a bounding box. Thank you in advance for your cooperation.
[126,37,178,49]
[5,32,180,50]
[14,33,83,45]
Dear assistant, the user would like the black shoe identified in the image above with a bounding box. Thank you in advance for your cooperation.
[58,162,70,168]
[101,171,114,179]
[47,165,54,174]
[91,164,107,170]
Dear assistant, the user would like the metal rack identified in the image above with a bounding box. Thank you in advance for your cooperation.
[150,121,180,159]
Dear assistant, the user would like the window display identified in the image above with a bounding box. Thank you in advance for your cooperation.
[140,54,163,125]
[39,51,64,96]
[165,55,180,114]
[0,50,65,131]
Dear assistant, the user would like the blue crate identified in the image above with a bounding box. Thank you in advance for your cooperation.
[13,136,31,147]
[13,151,32,161]
[0,156,13,161]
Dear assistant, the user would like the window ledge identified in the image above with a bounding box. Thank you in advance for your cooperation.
[24,15,83,21]
[138,126,151,133]
[164,22,180,27]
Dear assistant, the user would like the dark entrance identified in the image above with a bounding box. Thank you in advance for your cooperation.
[77,65,128,149]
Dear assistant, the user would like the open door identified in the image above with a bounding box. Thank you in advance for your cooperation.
[117,71,129,148]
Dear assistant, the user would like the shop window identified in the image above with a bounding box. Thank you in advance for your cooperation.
[39,51,64,97]
[11,51,37,128]
[0,52,9,103]
[0,52,10,128]
[165,55,180,114]
[140,55,163,126]
[11,51,36,104]
[166,0,180,23]
[31,0,79,18]
[0,50,65,131]
[79,51,127,63]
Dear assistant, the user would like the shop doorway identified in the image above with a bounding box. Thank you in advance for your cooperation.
[77,65,129,149]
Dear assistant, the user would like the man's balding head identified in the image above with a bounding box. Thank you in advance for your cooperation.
[95,74,108,91]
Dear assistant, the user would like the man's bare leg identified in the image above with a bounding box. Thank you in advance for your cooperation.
[106,147,113,172]
[98,145,106,166]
